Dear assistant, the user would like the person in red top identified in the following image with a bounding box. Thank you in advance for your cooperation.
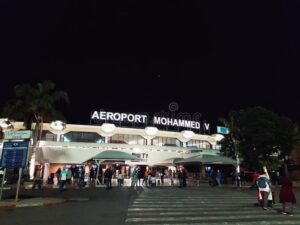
[251,171,260,188]
[279,176,296,215]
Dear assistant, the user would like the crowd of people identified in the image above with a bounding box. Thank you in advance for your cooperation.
[254,166,296,216]
[46,165,97,191]
[33,163,297,216]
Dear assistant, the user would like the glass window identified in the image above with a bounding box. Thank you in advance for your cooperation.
[187,140,212,149]
[108,134,145,145]
[151,137,182,147]
[41,130,57,141]
[61,132,104,143]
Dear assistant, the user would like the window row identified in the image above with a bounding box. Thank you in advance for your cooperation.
[40,131,212,149]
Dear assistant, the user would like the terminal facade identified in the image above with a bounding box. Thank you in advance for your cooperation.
[1,120,223,183]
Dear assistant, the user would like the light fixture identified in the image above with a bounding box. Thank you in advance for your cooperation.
[50,120,66,131]
[0,118,13,129]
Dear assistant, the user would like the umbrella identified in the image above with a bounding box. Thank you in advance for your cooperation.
[92,150,139,187]
[176,154,236,165]
[154,157,184,166]
[93,150,139,161]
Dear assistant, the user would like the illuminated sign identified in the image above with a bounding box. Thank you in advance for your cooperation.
[153,116,200,129]
[91,111,147,123]
[4,130,32,140]
[91,111,210,131]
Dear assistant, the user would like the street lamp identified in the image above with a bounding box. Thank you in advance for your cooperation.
[50,120,66,131]
[0,118,13,131]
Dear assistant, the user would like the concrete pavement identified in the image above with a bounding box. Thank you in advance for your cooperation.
[1,180,299,212]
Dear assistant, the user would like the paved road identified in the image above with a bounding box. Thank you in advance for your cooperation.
[125,187,300,225]
[0,187,139,225]
[0,186,299,225]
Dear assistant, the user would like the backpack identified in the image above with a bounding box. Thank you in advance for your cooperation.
[257,176,267,188]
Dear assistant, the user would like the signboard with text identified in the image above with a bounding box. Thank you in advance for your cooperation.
[4,130,32,140]
[0,141,30,168]
[217,126,229,134]
[90,110,210,133]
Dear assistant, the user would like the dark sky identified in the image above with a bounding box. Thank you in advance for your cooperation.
[1,1,300,127]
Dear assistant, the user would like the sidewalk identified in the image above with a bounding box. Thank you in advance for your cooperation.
[0,197,66,210]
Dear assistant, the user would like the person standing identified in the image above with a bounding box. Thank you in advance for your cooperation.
[160,169,165,185]
[279,176,296,215]
[32,167,43,189]
[131,168,139,188]
[182,168,187,187]
[177,169,183,188]
[104,167,113,189]
[78,166,85,189]
[215,170,222,187]
[117,172,124,187]
[142,170,149,186]
[59,167,68,192]
[66,168,72,186]
[257,166,271,210]
[251,171,260,189]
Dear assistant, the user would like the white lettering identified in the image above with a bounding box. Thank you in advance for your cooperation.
[173,119,178,126]
[92,111,204,130]
[204,123,210,130]
[167,118,173,126]
[161,117,167,125]
[91,111,99,120]
[100,111,106,120]
[127,114,135,122]
[113,113,121,121]
[141,115,147,123]
[121,113,127,121]
[107,112,114,121]
[184,120,191,128]
[135,115,141,123]
[178,120,185,127]
[154,116,161,124]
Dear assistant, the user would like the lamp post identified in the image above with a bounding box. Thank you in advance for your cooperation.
[50,120,66,141]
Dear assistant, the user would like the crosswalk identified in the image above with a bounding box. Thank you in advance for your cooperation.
[125,187,299,225]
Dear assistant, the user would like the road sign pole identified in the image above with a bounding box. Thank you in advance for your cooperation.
[15,168,23,202]
[0,168,7,201]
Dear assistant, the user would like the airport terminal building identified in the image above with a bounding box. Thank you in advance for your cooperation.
[0,111,234,184]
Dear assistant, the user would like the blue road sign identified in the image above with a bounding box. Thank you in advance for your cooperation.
[217,126,229,134]
[0,141,29,168]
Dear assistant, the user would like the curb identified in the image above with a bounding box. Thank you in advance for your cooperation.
[0,204,16,210]
[0,198,66,210]
[43,199,66,206]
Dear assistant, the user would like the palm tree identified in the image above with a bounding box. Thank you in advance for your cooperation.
[3,80,68,136]
[2,80,69,178]
[0,126,3,141]
[219,111,242,187]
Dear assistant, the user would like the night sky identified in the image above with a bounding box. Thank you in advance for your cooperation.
[1,1,300,128]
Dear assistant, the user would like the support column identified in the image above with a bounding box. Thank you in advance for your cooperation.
[56,134,60,142]
[29,150,36,180]
[43,163,50,185]
[147,139,152,146]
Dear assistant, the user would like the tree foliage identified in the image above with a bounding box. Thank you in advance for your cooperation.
[1,80,69,137]
[220,107,300,170]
